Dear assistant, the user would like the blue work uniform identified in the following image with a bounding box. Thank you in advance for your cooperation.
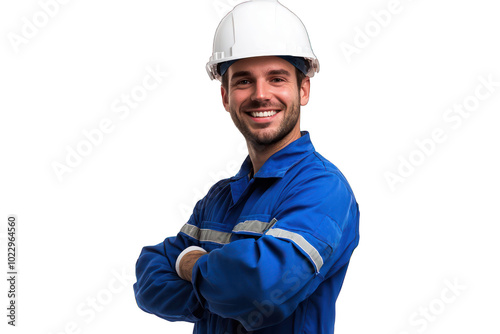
[133,131,360,333]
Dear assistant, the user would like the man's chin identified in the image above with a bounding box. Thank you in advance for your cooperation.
[246,129,284,146]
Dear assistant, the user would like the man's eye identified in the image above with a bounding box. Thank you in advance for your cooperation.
[271,78,285,82]
[237,79,250,85]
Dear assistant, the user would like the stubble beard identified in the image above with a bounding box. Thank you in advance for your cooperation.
[230,100,301,147]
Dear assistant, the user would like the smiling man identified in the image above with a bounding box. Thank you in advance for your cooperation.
[222,56,308,176]
[133,1,360,333]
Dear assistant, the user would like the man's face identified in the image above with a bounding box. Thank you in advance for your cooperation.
[221,56,310,147]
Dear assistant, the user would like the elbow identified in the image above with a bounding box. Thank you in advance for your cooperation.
[235,292,290,331]
[133,279,195,322]
[209,287,290,331]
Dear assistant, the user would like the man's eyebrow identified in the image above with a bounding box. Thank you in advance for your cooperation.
[230,71,252,81]
[267,69,292,76]
[230,69,292,81]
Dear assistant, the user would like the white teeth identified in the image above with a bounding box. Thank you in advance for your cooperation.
[250,110,278,118]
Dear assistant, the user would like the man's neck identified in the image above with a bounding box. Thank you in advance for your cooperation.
[247,129,301,177]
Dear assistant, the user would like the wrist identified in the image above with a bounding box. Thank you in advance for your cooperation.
[176,246,207,279]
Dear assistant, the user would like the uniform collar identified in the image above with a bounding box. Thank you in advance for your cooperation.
[233,131,316,180]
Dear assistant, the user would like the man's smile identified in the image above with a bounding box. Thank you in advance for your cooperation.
[246,111,280,123]
[244,108,282,123]
[248,110,278,117]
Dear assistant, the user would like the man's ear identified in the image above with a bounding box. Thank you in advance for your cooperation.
[300,76,311,106]
[221,85,230,112]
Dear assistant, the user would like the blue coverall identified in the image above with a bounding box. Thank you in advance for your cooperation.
[133,131,360,333]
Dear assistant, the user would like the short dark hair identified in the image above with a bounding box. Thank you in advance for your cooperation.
[221,66,306,93]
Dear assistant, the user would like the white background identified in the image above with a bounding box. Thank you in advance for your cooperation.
[1,0,499,333]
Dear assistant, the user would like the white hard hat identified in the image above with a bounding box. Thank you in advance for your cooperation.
[206,0,320,81]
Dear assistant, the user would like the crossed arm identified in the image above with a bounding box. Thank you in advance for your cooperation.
[133,173,358,330]
[133,232,321,330]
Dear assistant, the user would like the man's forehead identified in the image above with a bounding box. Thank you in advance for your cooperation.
[228,56,294,77]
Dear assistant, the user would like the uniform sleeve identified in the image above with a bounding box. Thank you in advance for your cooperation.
[133,180,229,322]
[133,231,208,323]
[191,172,360,331]
[133,188,214,323]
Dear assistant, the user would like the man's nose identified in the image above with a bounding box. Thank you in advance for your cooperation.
[251,79,271,101]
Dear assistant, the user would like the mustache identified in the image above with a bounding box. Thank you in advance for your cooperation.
[241,101,285,110]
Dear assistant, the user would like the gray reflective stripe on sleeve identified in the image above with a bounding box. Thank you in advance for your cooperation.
[180,223,232,245]
[180,223,200,239]
[232,218,278,234]
[266,228,324,272]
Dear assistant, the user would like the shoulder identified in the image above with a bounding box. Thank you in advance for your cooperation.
[191,177,232,215]
[206,178,232,197]
[290,150,356,200]
[280,150,358,228]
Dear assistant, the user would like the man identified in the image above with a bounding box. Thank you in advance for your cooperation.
[133,1,360,333]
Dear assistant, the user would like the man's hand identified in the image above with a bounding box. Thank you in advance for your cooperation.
[178,250,207,282]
